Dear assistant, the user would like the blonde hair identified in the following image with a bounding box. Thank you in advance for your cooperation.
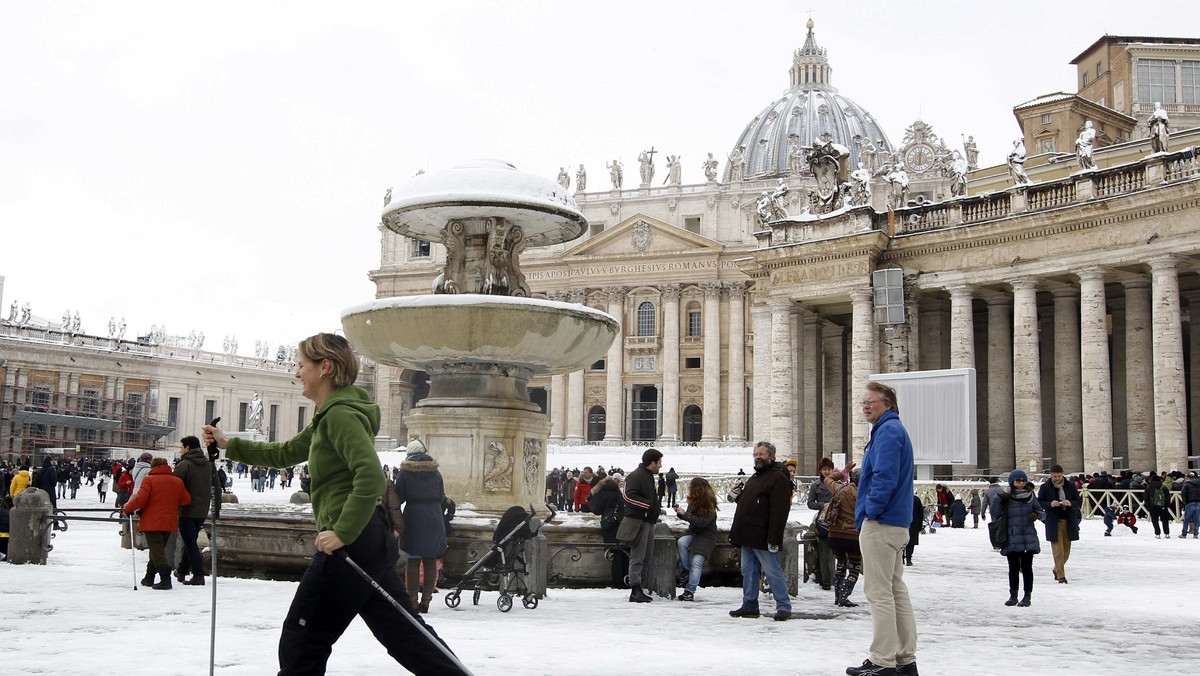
[299,333,359,388]
[866,381,899,414]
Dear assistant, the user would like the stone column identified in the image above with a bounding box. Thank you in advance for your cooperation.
[906,288,921,372]
[919,298,950,371]
[625,384,635,441]
[987,294,1015,473]
[700,281,722,441]
[660,283,682,442]
[1149,256,1189,471]
[656,383,664,439]
[1124,276,1156,470]
[1187,291,1200,461]
[822,323,844,464]
[727,284,748,442]
[770,298,796,453]
[1011,278,1043,474]
[949,285,976,369]
[751,302,773,442]
[549,375,566,440]
[565,369,585,442]
[603,286,627,441]
[1110,298,1128,466]
[1078,268,1113,474]
[1052,287,1083,472]
[802,314,823,469]
[849,288,877,457]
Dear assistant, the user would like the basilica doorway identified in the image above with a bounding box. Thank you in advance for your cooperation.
[682,405,703,443]
[632,385,658,442]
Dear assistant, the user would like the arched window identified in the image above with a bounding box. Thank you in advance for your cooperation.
[682,405,703,443]
[587,406,606,442]
[637,301,656,337]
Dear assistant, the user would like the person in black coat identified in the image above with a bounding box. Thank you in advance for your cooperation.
[991,470,1045,607]
[949,499,967,528]
[665,468,678,508]
[33,457,59,519]
[395,444,448,614]
[587,476,628,588]
[1037,464,1080,583]
[1143,474,1172,538]
[904,494,923,566]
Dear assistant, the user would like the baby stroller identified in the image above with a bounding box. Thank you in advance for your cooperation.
[444,504,554,612]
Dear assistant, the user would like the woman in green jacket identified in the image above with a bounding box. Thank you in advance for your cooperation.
[203,333,465,675]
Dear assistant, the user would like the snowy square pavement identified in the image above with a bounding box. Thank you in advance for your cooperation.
[5,480,1199,675]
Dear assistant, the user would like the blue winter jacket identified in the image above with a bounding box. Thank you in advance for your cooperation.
[855,409,915,530]
[990,490,1045,555]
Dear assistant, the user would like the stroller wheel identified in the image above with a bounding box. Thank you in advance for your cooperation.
[444,592,461,609]
[497,594,513,612]
[472,589,481,606]
[522,593,538,610]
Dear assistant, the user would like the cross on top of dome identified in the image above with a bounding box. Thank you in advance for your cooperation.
[790,18,833,91]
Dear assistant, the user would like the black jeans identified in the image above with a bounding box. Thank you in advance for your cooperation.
[1006,551,1034,595]
[177,516,206,577]
[277,507,466,675]
[1148,507,1170,536]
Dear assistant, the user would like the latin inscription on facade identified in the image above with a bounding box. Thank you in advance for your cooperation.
[527,259,741,281]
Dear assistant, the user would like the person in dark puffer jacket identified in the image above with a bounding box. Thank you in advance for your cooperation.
[173,436,213,586]
[990,469,1045,608]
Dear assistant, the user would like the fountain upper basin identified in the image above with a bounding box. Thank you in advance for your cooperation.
[341,295,618,375]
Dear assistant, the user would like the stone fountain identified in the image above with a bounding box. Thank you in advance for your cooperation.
[341,160,618,512]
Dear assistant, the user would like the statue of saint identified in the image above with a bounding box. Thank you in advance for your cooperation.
[556,167,570,190]
[117,317,126,340]
[20,303,31,326]
[72,312,81,334]
[963,135,979,170]
[62,310,71,330]
[230,335,238,354]
[638,149,656,185]
[849,162,873,206]
[1075,121,1097,170]
[575,164,587,191]
[858,137,878,174]
[702,153,719,182]
[7,301,16,323]
[947,150,969,197]
[383,187,392,206]
[788,137,805,175]
[664,154,682,185]
[196,331,204,349]
[1007,139,1032,186]
[606,159,623,189]
[728,146,747,182]
[1148,102,1170,153]
[108,317,116,337]
[246,393,264,431]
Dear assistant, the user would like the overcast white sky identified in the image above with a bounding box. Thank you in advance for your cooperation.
[3,1,1197,354]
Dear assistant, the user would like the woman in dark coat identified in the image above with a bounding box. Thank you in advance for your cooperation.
[990,469,1045,607]
[904,494,923,565]
[395,440,448,614]
[588,476,628,588]
[673,477,718,601]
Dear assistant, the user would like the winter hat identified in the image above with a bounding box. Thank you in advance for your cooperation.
[405,438,428,457]
[138,452,154,462]
[1008,469,1028,484]
[1188,471,1198,478]
[831,470,845,482]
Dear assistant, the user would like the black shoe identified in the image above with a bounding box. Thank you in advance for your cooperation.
[1005,594,1018,607]
[1017,593,1031,607]
[152,567,173,590]
[773,610,791,621]
[1104,531,1112,536]
[1058,577,1068,584]
[846,658,898,675]
[678,590,694,601]
[141,562,156,587]
[628,585,652,603]
[174,568,187,583]
[183,575,205,586]
[896,662,920,676]
[729,606,760,618]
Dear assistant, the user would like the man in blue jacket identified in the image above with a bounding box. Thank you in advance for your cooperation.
[847,382,917,676]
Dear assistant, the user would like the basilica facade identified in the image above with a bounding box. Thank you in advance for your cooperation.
[369,25,1200,476]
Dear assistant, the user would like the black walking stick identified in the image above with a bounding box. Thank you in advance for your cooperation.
[333,548,475,676]
[206,417,222,676]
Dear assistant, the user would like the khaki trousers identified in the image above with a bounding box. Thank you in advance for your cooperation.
[859,520,917,668]
[1051,519,1071,578]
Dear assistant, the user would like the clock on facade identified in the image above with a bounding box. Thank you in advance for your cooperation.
[904,143,935,173]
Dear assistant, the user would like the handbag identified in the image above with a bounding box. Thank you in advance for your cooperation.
[987,500,1009,550]
[615,515,642,544]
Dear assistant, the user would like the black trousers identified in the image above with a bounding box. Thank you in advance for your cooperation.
[1006,551,1034,594]
[278,508,467,675]
[1148,507,1171,536]
[177,516,206,577]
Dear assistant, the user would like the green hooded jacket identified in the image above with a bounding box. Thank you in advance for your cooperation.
[225,385,383,545]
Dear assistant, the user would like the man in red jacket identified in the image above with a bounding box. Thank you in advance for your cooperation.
[124,458,191,589]
[573,467,594,512]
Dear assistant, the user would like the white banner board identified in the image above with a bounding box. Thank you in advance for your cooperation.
[869,368,977,466]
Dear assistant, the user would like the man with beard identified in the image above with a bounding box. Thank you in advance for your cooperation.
[1037,464,1080,583]
[728,441,793,621]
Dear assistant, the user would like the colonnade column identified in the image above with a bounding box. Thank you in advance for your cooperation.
[1124,276,1155,470]
[849,288,877,457]
[750,302,773,443]
[986,293,1015,472]
[791,306,805,461]
[802,314,823,469]
[1011,278,1043,473]
[1186,291,1200,460]
[1149,256,1189,471]
[1052,287,1083,472]
[727,284,747,442]
[549,375,566,441]
[700,281,722,441]
[603,286,626,441]
[770,298,796,454]
[822,323,844,463]
[624,384,634,442]
[660,283,682,442]
[905,288,921,372]
[564,289,588,442]
[1078,268,1113,473]
[948,285,976,475]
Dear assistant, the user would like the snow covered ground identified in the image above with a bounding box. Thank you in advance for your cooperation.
[6,471,1200,676]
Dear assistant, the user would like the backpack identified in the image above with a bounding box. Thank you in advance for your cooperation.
[816,483,848,529]
[600,504,620,531]
[1150,486,1167,508]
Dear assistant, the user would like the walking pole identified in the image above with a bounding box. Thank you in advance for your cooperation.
[206,417,222,676]
[128,513,139,590]
[334,549,475,676]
